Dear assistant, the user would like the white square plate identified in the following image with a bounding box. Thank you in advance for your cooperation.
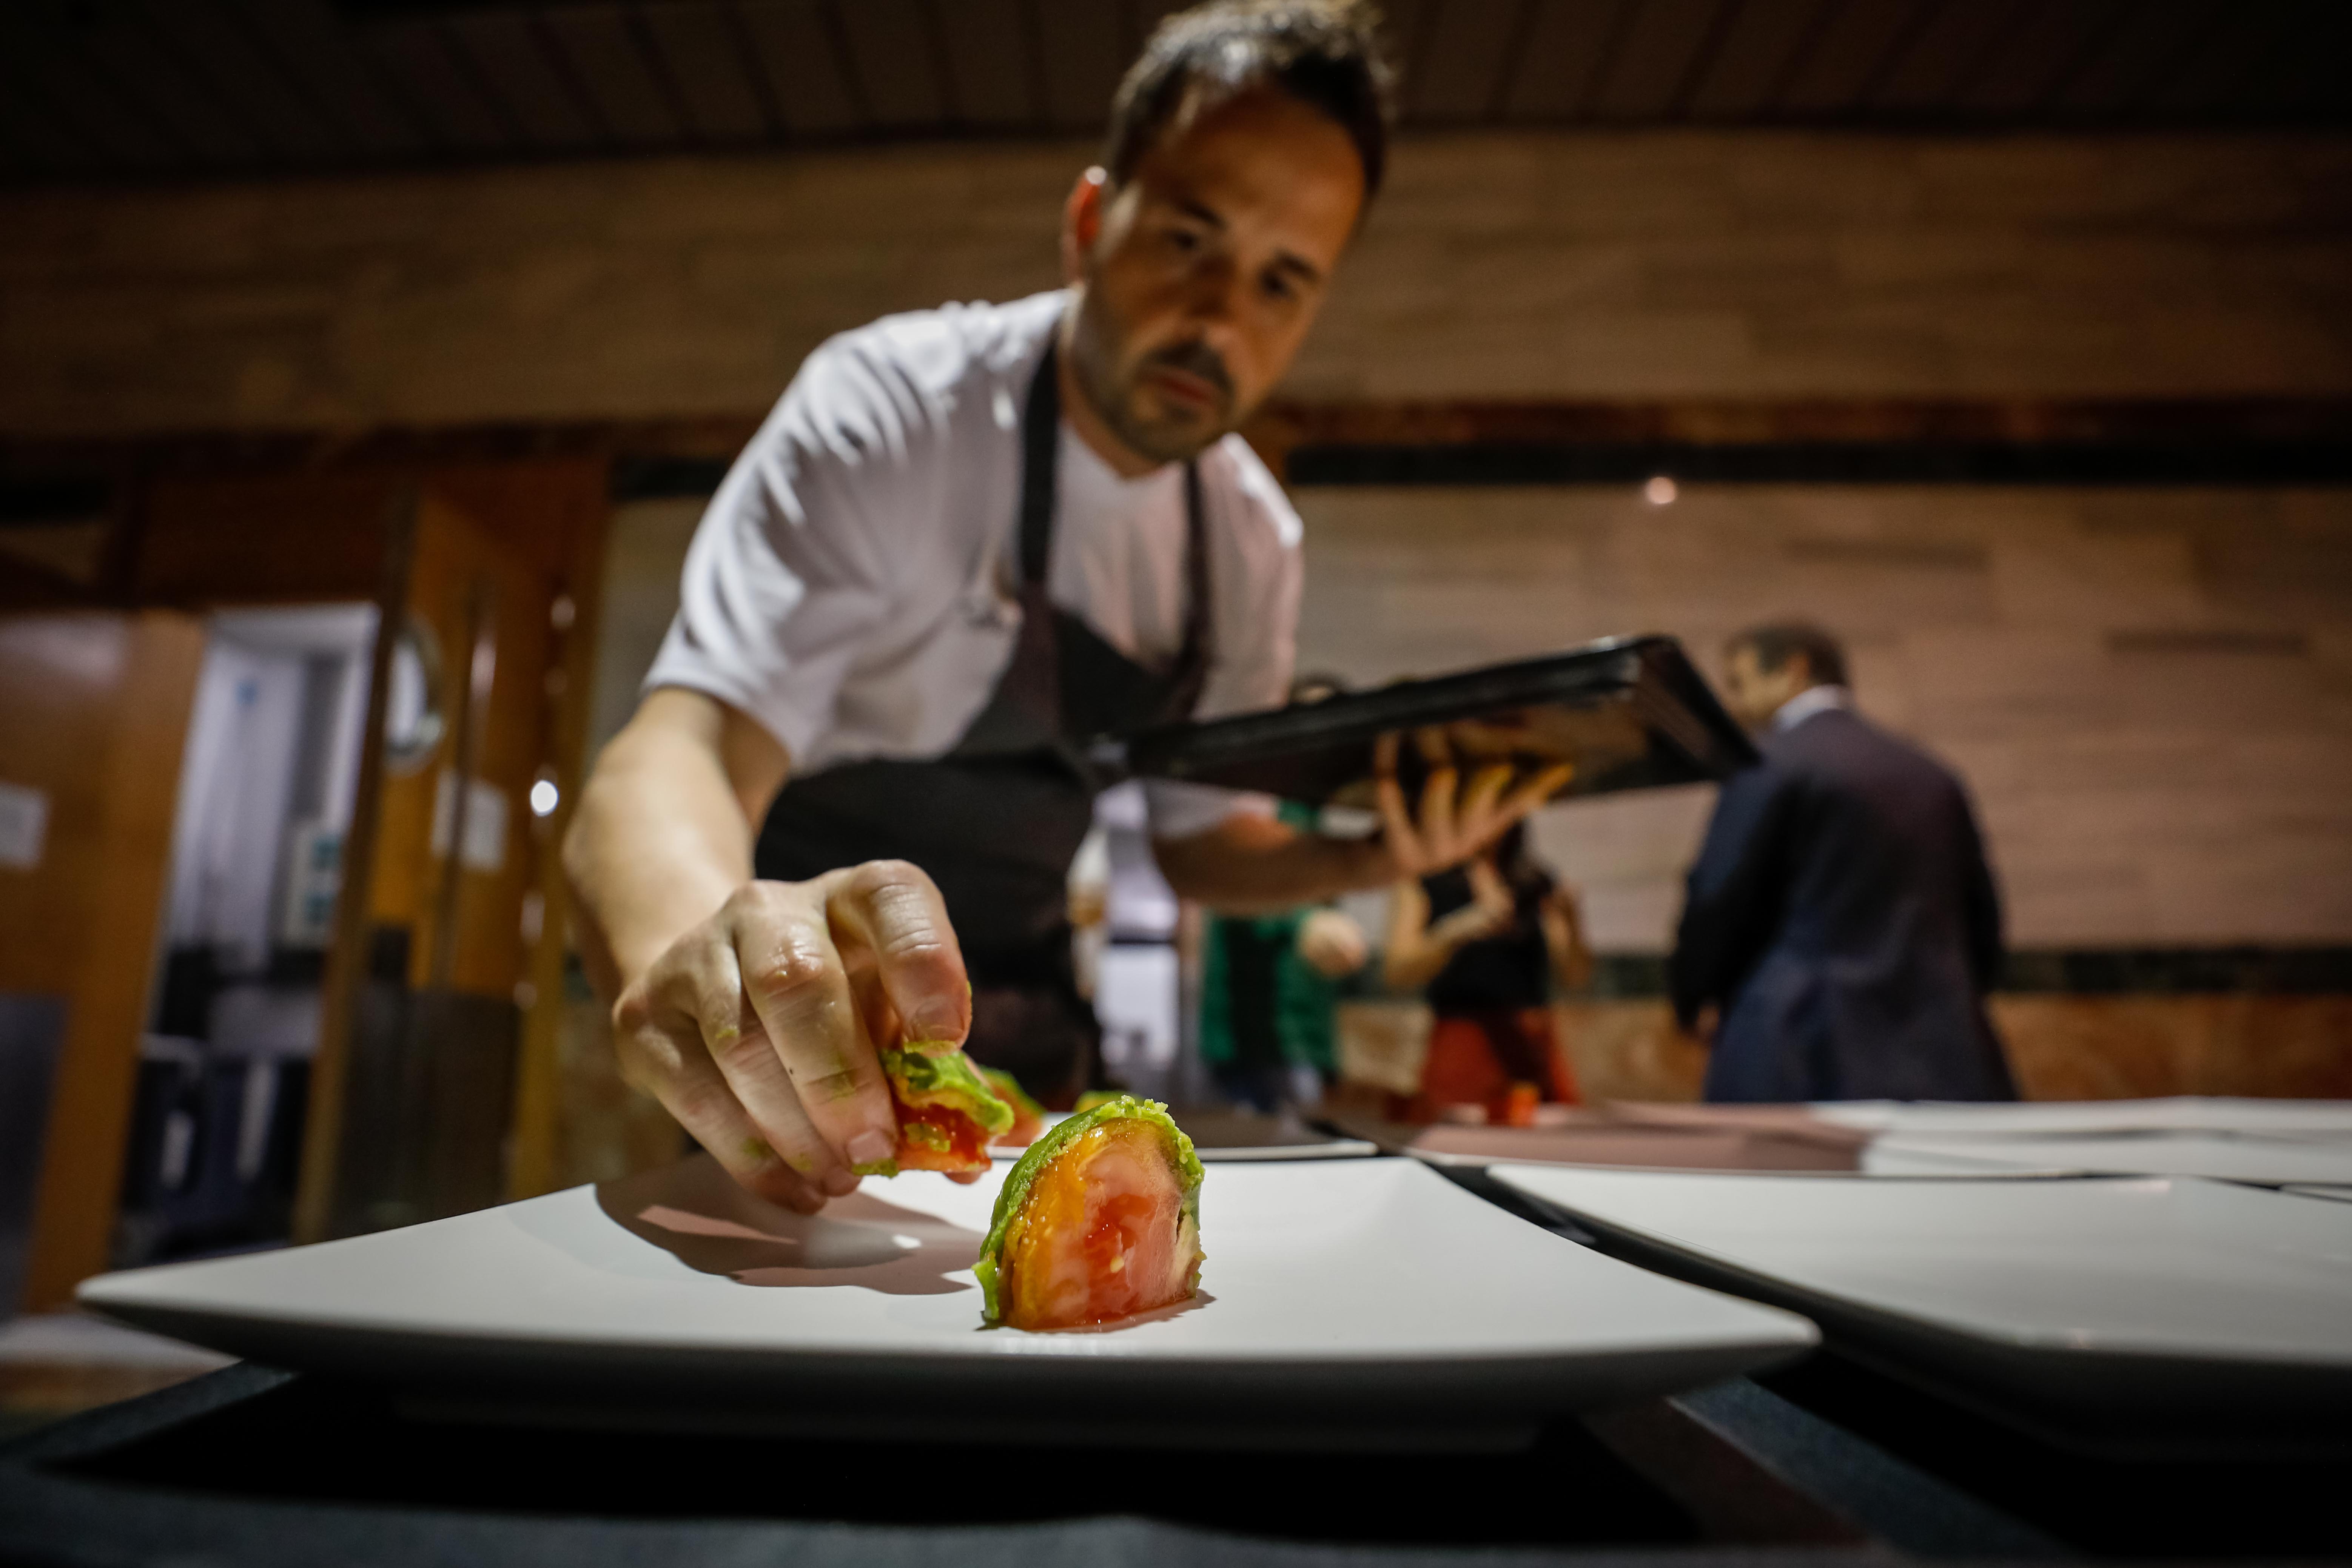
[82,1156,1814,1448]
[1812,1096,2352,1140]
[1490,1163,2352,1458]
[1860,1130,2352,1185]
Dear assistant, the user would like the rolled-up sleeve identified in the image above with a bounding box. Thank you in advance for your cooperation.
[644,338,917,761]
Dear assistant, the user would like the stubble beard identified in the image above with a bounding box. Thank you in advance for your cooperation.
[1068,283,1235,467]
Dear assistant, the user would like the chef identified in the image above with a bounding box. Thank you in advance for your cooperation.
[565,0,1562,1213]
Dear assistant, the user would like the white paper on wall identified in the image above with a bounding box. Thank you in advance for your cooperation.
[431,772,509,874]
[0,781,49,870]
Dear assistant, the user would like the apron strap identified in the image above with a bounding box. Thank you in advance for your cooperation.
[1019,336,1210,681]
[1019,336,1061,589]
[1181,460,1210,661]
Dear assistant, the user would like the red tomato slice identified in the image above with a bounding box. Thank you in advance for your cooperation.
[998,1119,1199,1330]
[895,1102,993,1173]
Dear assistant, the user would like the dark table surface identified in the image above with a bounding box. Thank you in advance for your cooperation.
[6,1170,2347,1567]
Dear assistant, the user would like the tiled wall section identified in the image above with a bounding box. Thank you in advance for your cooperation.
[5,133,2352,435]
[1292,482,2352,953]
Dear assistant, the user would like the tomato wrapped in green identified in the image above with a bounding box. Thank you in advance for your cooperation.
[876,1044,1015,1178]
[980,1067,1047,1148]
[973,1096,1204,1330]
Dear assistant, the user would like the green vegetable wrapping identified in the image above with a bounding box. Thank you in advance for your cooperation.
[874,1042,1014,1176]
[974,1095,1204,1329]
[979,1067,1048,1146]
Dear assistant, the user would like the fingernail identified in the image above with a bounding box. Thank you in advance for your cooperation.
[846,1128,895,1166]
[905,1003,964,1045]
[821,1166,859,1197]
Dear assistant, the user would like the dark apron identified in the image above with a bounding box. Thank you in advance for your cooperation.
[753,335,1210,1106]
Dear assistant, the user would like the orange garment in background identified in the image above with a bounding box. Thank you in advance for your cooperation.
[1410,1008,1580,1124]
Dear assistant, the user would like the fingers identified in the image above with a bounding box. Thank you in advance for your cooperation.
[613,862,979,1209]
[1504,762,1575,816]
[696,982,862,1199]
[1459,763,1513,827]
[1373,732,1426,873]
[724,884,901,1175]
[823,861,969,1047]
[1414,729,1460,863]
[1416,761,1460,865]
[643,914,855,1196]
[613,986,832,1215]
[1377,731,1573,877]
[1481,763,1574,846]
[1461,761,1575,860]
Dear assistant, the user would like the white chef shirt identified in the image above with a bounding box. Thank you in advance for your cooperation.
[646,289,1302,840]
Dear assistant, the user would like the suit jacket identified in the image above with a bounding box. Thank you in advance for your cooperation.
[1671,705,2016,1103]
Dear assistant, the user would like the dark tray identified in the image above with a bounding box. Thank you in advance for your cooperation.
[1103,634,1756,808]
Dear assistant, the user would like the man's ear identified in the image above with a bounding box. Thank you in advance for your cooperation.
[1060,167,1108,284]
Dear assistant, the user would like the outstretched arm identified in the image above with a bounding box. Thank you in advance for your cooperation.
[565,688,974,1211]
[567,688,786,996]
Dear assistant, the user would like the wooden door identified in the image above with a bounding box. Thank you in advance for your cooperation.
[300,485,568,1238]
[0,458,604,1299]
[0,608,205,1312]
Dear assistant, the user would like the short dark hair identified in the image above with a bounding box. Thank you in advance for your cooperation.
[1102,1,1395,201]
[1729,621,1849,688]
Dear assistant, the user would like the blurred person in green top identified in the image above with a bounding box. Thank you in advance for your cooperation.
[1198,677,1370,1110]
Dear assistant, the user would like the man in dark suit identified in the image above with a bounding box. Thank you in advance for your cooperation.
[1671,622,2017,1102]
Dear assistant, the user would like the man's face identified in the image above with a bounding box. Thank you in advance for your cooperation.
[1722,643,1814,732]
[1063,86,1365,465]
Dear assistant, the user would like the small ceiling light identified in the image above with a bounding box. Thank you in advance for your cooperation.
[1644,475,1678,507]
[529,778,560,818]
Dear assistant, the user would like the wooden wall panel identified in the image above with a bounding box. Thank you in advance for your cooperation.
[1994,994,2352,1101]
[1341,994,2352,1104]
[0,609,205,1310]
[136,472,402,606]
[11,134,2352,436]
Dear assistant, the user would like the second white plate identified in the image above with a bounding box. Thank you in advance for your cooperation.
[1491,1163,2352,1457]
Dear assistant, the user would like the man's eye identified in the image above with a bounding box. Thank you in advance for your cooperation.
[1260,270,1298,302]
[1165,226,1203,253]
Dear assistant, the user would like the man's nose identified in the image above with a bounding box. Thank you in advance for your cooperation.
[1178,265,1250,381]
[1181,251,1244,327]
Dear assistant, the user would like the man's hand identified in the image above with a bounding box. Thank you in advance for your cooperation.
[611,859,973,1214]
[1373,732,1573,879]
[1417,855,1511,949]
[572,692,982,1212]
[1151,732,1574,914]
[1295,907,1369,979]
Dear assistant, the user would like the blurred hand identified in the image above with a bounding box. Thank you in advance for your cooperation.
[611,860,972,1213]
[1427,854,1515,947]
[1295,907,1370,978]
[1373,731,1572,880]
[1466,856,1515,925]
